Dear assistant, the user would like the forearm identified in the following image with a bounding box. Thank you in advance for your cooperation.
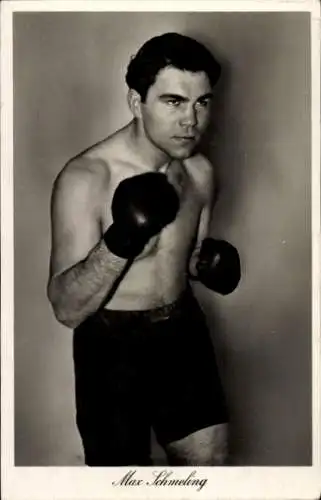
[48,238,128,328]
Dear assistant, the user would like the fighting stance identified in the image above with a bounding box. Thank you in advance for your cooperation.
[47,32,241,466]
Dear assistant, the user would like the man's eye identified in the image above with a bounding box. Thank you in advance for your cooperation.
[167,99,181,106]
[197,100,210,108]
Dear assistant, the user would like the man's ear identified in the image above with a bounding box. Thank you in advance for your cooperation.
[127,89,142,119]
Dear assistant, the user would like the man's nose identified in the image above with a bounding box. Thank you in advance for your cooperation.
[180,105,197,128]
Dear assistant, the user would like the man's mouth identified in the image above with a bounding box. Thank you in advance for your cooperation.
[172,136,196,143]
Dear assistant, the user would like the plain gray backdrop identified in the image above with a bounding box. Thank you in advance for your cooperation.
[13,11,311,466]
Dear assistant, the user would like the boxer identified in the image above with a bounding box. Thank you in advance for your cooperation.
[47,32,241,466]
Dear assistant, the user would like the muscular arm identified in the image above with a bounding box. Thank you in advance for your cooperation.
[47,161,128,329]
[188,157,216,278]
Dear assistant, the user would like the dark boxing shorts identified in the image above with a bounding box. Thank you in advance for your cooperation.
[73,286,229,466]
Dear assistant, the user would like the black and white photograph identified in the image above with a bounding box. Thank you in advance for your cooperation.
[1,0,320,499]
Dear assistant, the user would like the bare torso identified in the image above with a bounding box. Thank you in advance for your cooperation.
[69,124,209,310]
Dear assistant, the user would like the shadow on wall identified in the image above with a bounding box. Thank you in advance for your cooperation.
[190,38,245,464]
[189,34,232,206]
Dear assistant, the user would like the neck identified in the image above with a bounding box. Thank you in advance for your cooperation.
[128,119,171,172]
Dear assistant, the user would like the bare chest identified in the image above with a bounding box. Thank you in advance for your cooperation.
[101,161,203,307]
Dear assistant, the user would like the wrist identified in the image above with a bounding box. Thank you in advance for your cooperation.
[103,224,145,260]
[188,251,201,280]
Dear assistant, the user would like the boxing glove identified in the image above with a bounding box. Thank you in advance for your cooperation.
[193,238,241,295]
[104,172,180,259]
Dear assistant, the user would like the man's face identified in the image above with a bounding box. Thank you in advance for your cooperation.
[138,66,213,159]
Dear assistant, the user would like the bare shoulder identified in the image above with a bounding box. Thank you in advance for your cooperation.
[184,153,215,200]
[52,151,111,208]
[53,123,134,193]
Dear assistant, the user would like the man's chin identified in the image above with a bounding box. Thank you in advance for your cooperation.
[169,146,198,160]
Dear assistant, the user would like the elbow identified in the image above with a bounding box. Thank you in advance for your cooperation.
[50,304,82,330]
[47,281,82,330]
[53,309,81,329]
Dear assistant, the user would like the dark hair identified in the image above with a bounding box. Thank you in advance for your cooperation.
[125,32,221,101]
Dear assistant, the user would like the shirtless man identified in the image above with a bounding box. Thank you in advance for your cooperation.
[47,32,241,466]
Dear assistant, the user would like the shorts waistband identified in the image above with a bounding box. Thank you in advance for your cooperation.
[98,287,192,324]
